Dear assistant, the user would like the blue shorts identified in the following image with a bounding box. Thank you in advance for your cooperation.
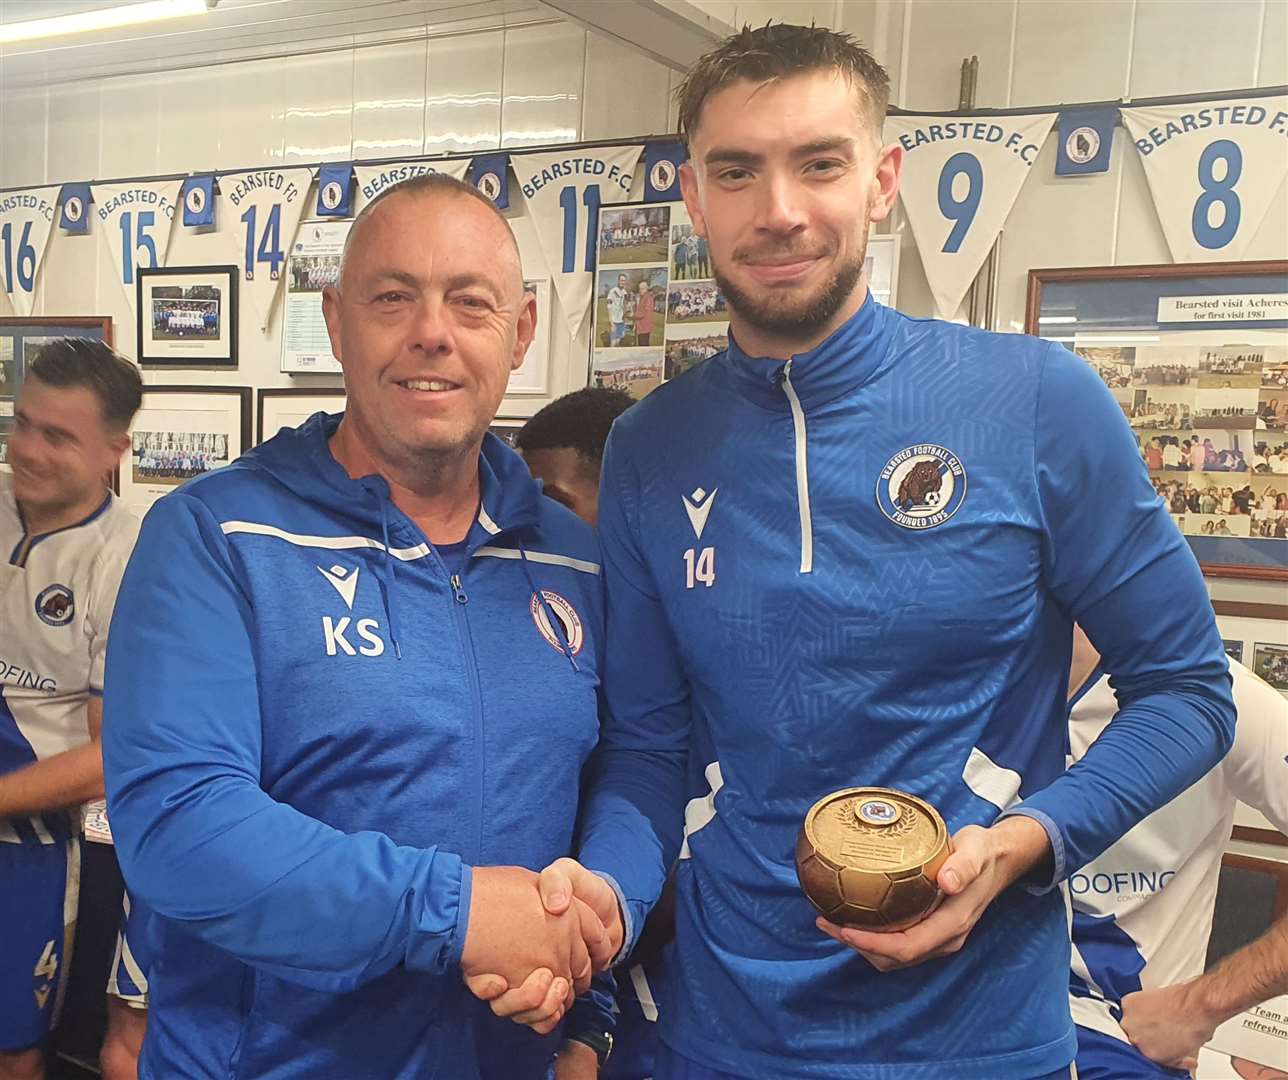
[107,892,152,1007]
[1076,1025,1190,1080]
[653,1043,1077,1080]
[0,839,80,1051]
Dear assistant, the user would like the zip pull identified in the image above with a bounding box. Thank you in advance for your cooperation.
[450,574,468,604]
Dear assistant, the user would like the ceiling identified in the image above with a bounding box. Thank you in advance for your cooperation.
[0,0,554,88]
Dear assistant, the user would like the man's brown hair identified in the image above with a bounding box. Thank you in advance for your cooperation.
[28,338,142,431]
[676,23,890,146]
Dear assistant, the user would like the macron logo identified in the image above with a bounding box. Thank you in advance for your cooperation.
[317,564,359,610]
[682,486,717,540]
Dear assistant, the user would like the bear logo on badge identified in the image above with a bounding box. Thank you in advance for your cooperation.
[321,181,343,210]
[876,444,966,530]
[35,584,74,627]
[185,186,205,215]
[64,197,84,223]
[530,590,584,656]
[477,172,502,202]
[649,159,677,194]
[1065,126,1100,165]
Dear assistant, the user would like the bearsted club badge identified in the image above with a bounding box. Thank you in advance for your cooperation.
[876,444,966,530]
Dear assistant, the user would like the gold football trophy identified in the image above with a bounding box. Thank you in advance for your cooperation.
[795,787,951,931]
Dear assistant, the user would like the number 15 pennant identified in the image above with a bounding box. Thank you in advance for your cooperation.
[217,168,313,331]
[884,112,1056,319]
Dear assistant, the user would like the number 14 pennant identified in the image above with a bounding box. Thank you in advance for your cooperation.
[217,168,313,331]
[883,113,1056,319]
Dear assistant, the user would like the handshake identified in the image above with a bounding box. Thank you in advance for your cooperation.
[460,858,624,1034]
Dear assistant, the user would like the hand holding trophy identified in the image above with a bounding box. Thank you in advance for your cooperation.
[796,788,951,931]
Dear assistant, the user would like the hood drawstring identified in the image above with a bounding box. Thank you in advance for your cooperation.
[517,537,579,673]
[362,479,403,661]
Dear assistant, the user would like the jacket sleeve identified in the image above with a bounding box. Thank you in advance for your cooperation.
[102,492,472,993]
[562,970,618,1044]
[1221,662,1288,835]
[575,431,689,953]
[1002,345,1236,887]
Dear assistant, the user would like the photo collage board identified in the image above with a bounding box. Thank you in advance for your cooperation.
[1077,337,1288,545]
[589,199,729,401]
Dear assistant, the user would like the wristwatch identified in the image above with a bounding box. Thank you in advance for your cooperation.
[564,1030,614,1069]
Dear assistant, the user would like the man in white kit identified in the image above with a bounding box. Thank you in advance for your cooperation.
[1067,626,1288,1078]
[0,339,142,1080]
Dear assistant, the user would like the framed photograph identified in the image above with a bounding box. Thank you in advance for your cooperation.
[489,417,525,449]
[507,278,551,396]
[281,221,347,374]
[136,265,238,367]
[1026,261,1288,581]
[116,386,251,517]
[0,316,113,471]
[257,387,346,444]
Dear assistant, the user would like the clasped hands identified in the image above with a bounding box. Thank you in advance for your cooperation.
[460,858,623,1034]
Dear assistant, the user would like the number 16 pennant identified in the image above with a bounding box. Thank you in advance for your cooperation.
[883,112,1056,319]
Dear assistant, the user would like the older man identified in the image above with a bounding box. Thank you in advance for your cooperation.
[102,175,618,1079]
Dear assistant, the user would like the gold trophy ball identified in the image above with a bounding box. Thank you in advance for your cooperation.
[796,787,951,932]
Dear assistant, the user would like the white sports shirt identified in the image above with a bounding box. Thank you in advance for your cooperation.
[0,471,139,845]
[1068,659,1288,1040]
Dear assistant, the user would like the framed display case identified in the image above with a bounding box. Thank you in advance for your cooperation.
[1027,261,1288,581]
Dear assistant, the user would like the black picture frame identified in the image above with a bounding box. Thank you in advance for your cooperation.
[256,387,347,444]
[136,264,238,367]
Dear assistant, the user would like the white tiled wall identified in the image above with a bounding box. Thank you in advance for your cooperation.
[0,22,673,408]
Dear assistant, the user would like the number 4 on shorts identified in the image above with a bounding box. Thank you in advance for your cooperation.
[33,938,58,981]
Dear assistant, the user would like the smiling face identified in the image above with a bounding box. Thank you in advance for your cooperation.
[322,189,535,474]
[678,68,901,356]
[9,377,126,520]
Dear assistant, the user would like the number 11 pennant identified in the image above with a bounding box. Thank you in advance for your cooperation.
[883,112,1055,319]
[217,168,313,331]
[510,145,644,339]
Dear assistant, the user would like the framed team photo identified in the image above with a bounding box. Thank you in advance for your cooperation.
[1221,638,1245,663]
[115,385,252,517]
[136,265,238,367]
[257,387,347,444]
[1027,260,1288,582]
[598,205,670,266]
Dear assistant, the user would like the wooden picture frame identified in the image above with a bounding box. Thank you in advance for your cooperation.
[1026,261,1288,582]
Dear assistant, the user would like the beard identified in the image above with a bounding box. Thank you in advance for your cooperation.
[712,234,868,342]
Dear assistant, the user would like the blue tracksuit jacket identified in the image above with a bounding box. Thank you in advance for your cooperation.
[577,296,1234,1079]
[103,413,611,1078]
